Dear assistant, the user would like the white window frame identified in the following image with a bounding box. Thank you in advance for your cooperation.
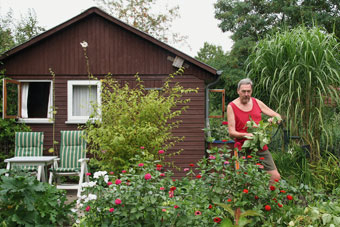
[2,79,54,124]
[66,80,101,124]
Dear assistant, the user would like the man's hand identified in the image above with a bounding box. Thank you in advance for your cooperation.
[244,133,254,139]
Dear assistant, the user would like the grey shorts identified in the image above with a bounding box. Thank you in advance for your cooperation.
[257,149,277,171]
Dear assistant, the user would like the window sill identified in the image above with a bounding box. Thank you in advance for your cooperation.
[18,119,54,124]
[65,118,100,124]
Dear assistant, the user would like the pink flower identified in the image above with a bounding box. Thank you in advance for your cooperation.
[158,150,165,154]
[115,179,122,185]
[209,155,216,160]
[195,211,202,215]
[85,206,90,212]
[107,181,113,186]
[138,163,144,167]
[162,209,166,212]
[183,168,189,172]
[169,190,174,198]
[160,187,165,190]
[174,205,179,209]
[140,146,145,149]
[156,164,162,171]
[160,173,165,177]
[86,173,91,176]
[224,161,230,164]
[242,156,246,159]
[115,199,122,205]
[122,170,127,173]
[101,150,107,154]
[109,171,114,175]
[222,121,228,125]
[109,208,114,212]
[144,173,152,180]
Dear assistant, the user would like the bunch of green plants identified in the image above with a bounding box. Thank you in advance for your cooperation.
[0,74,31,168]
[82,68,198,173]
[0,169,75,226]
[247,25,340,162]
[205,117,231,142]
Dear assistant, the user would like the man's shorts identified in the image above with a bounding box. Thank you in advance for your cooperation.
[257,149,277,171]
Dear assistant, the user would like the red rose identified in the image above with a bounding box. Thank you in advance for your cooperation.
[270,185,276,191]
[264,205,271,211]
[287,195,293,200]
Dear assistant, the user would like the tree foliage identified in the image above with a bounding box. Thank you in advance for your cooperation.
[94,0,187,44]
[214,0,340,42]
[246,26,340,161]
[0,8,45,54]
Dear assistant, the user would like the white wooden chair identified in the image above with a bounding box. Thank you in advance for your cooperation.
[49,130,89,197]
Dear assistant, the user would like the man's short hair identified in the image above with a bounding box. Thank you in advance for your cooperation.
[237,78,253,90]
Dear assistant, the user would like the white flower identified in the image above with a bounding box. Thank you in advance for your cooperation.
[71,208,78,213]
[104,175,109,183]
[288,221,295,226]
[82,181,97,188]
[94,171,107,179]
[76,219,80,224]
[84,193,97,203]
[80,41,88,48]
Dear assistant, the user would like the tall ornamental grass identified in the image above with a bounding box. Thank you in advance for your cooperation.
[246,26,340,161]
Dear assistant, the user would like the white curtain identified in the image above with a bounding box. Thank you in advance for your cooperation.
[21,83,29,118]
[47,83,53,119]
[73,85,97,116]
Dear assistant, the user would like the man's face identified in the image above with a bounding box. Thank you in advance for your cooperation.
[237,84,252,104]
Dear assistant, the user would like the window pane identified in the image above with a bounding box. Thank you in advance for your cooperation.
[27,82,50,118]
[72,85,97,116]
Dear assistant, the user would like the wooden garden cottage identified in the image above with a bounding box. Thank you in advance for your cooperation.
[1,7,221,177]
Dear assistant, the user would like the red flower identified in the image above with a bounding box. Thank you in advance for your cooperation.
[222,121,228,125]
[189,163,195,167]
[174,205,179,209]
[86,173,91,176]
[156,164,163,171]
[265,205,271,211]
[85,206,90,212]
[278,203,283,208]
[115,199,122,205]
[160,173,165,177]
[222,139,228,142]
[247,155,252,158]
[243,189,249,194]
[109,171,114,175]
[170,186,176,191]
[208,204,213,209]
[213,217,222,223]
[158,149,165,154]
[270,185,276,191]
[259,157,265,160]
[244,172,248,175]
[138,163,144,167]
[287,195,293,200]
[122,170,127,173]
[115,179,122,185]
[280,190,286,193]
[107,181,112,186]
[140,146,145,149]
[234,142,242,151]
[196,174,202,179]
[274,179,279,182]
[109,208,114,212]
[144,173,152,180]
[195,211,202,215]
[160,187,165,190]
[169,190,174,198]
[255,195,259,200]
[227,199,232,202]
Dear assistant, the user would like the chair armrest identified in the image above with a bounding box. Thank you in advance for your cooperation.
[52,158,60,169]
[78,158,89,163]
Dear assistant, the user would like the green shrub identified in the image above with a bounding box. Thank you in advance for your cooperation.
[0,169,75,226]
[82,68,198,173]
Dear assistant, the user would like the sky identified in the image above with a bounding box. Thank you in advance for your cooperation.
[0,0,233,57]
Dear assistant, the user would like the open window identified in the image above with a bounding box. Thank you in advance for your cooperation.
[2,79,53,123]
[208,89,225,119]
[66,80,101,124]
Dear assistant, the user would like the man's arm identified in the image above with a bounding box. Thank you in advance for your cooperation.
[256,99,282,121]
[227,104,253,139]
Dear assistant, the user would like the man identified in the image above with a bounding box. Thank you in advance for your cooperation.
[227,78,281,184]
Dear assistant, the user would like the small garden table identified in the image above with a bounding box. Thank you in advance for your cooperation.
[5,156,58,182]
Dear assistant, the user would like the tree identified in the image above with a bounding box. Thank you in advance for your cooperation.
[0,8,45,54]
[214,0,340,42]
[246,26,340,161]
[94,0,187,44]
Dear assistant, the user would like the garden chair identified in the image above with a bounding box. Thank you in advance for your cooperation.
[8,132,44,178]
[48,130,89,197]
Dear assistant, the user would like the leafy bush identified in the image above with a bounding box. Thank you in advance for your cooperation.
[0,169,75,226]
[82,68,198,173]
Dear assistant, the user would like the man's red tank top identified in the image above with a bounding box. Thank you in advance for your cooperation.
[229,97,268,151]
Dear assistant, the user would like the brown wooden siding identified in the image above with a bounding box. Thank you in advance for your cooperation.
[1,8,218,177]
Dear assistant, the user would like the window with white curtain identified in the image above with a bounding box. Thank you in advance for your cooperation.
[67,80,101,124]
